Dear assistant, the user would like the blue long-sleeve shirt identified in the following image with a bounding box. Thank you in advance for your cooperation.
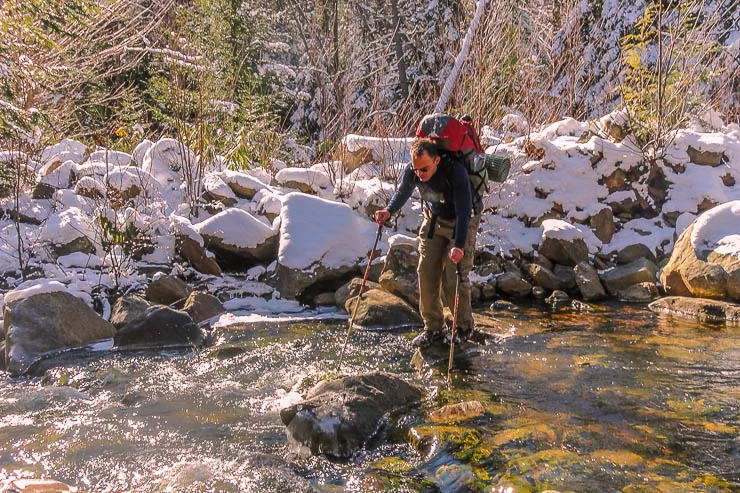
[387,156,472,248]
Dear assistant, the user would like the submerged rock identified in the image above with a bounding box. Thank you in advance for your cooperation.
[280,372,423,459]
[429,401,485,424]
[1,478,78,492]
[545,290,571,308]
[649,296,740,324]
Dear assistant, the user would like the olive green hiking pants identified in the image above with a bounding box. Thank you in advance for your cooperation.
[417,211,481,334]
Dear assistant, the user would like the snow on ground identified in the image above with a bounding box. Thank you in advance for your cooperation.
[3,110,740,322]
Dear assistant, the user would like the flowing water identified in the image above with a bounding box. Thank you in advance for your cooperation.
[2,302,740,492]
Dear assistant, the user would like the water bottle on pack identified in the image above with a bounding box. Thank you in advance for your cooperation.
[473,153,511,183]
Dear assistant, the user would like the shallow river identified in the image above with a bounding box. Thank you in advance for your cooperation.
[2,301,740,492]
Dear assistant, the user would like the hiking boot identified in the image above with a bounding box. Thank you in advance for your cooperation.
[411,330,446,348]
[461,327,490,345]
[446,327,490,345]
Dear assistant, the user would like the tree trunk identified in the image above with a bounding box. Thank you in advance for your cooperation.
[390,0,409,100]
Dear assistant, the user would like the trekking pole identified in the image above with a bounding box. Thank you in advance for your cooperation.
[447,264,463,384]
[336,223,383,372]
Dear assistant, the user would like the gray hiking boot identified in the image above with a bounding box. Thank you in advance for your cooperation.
[446,327,490,345]
[411,330,446,348]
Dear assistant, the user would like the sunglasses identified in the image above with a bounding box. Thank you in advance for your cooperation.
[413,166,430,174]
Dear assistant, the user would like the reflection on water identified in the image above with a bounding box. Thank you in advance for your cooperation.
[1,303,740,492]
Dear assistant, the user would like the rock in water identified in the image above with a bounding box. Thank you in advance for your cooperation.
[114,306,205,350]
[4,291,116,376]
[280,372,423,459]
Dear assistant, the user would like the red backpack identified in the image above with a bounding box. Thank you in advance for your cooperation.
[415,113,484,158]
[415,113,488,210]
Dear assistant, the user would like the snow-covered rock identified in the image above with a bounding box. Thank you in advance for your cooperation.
[661,201,740,301]
[194,208,278,269]
[40,138,87,167]
[276,192,377,299]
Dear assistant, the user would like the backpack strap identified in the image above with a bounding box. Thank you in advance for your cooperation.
[427,213,438,239]
[441,153,484,215]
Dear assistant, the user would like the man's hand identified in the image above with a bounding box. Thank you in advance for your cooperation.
[375,209,391,225]
[449,247,464,264]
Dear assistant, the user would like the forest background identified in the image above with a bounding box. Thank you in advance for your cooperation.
[1,0,739,173]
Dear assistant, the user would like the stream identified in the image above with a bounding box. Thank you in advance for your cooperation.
[1,301,740,492]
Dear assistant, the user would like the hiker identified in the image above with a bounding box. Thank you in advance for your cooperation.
[375,137,485,347]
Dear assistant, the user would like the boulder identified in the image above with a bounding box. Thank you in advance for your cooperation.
[0,195,48,225]
[603,168,629,193]
[574,262,606,301]
[545,289,571,308]
[278,262,360,303]
[131,139,153,167]
[274,167,331,195]
[335,278,380,308]
[649,296,740,324]
[687,146,724,166]
[343,288,421,328]
[114,306,206,349]
[553,264,578,292]
[74,175,105,199]
[333,141,374,173]
[220,169,269,199]
[480,279,497,300]
[141,137,195,186]
[660,204,740,301]
[523,262,560,291]
[280,372,423,459]
[32,181,60,200]
[202,174,238,207]
[312,292,337,306]
[86,149,132,167]
[276,193,378,299]
[606,190,642,216]
[496,272,532,297]
[145,275,190,305]
[40,138,86,166]
[33,160,75,199]
[105,166,150,208]
[51,236,97,258]
[538,220,590,266]
[183,291,224,323]
[194,208,278,269]
[255,188,283,222]
[41,208,97,257]
[378,243,419,307]
[616,243,656,265]
[617,282,660,303]
[599,257,658,295]
[110,294,151,329]
[175,235,222,276]
[589,207,617,244]
[4,291,116,376]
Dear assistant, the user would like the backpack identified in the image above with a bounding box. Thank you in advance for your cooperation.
[415,113,510,213]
